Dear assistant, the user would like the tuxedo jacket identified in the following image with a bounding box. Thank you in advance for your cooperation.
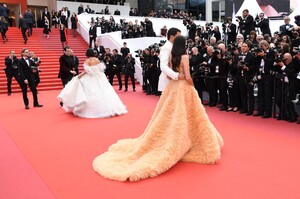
[237,52,256,79]
[58,54,74,79]
[17,57,34,81]
[89,26,97,38]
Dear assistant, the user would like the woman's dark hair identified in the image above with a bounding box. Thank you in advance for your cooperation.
[171,36,186,72]
[86,48,96,57]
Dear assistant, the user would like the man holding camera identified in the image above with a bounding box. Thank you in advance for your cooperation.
[254,40,275,118]
[28,51,41,88]
[17,48,43,109]
[255,13,271,37]
[274,53,298,122]
[4,51,20,95]
[110,49,123,90]
[190,47,204,99]
[236,41,255,115]
[186,18,196,41]
[237,9,255,39]
[222,17,237,45]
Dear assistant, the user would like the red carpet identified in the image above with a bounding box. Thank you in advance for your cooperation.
[0,87,300,199]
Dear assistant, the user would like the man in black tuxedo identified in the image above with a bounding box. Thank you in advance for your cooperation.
[255,13,271,37]
[89,22,97,48]
[237,9,255,39]
[236,41,256,115]
[253,40,275,118]
[279,16,293,37]
[17,48,43,109]
[123,53,136,92]
[70,50,79,75]
[4,51,20,95]
[94,38,105,61]
[85,5,92,13]
[186,19,196,41]
[58,46,76,87]
[19,14,28,44]
[110,49,123,90]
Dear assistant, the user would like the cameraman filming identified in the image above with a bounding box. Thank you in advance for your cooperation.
[273,53,298,122]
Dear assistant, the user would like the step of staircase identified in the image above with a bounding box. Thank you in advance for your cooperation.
[0,27,137,95]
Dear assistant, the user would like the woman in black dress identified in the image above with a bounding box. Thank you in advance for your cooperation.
[60,23,68,49]
[43,16,50,39]
[70,12,77,37]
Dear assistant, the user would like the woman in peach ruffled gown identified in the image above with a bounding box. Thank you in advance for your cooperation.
[93,36,224,181]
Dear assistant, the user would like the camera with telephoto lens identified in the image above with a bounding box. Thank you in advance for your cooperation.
[236,16,243,22]
[200,62,210,76]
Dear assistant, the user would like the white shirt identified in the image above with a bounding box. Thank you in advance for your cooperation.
[158,40,179,91]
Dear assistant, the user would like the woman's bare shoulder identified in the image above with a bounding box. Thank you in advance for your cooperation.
[181,55,189,60]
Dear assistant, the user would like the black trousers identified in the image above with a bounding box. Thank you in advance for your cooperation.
[207,77,218,105]
[124,73,135,90]
[109,70,122,89]
[257,76,274,115]
[238,77,254,112]
[218,77,228,107]
[89,36,96,48]
[19,77,38,106]
[61,76,73,87]
[5,71,20,93]
[193,76,205,100]
[21,28,28,41]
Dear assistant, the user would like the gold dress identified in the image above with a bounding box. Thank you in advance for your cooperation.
[93,65,224,181]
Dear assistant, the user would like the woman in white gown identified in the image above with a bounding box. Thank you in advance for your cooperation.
[57,48,128,118]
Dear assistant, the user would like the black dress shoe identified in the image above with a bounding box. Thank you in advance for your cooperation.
[119,88,122,90]
[209,103,216,107]
[253,112,263,117]
[124,89,128,92]
[8,92,11,96]
[133,89,136,92]
[25,106,29,109]
[219,106,227,111]
[262,114,271,118]
[240,110,247,114]
[246,112,253,116]
[34,104,43,107]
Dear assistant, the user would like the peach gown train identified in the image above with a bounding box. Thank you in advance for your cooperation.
[93,77,224,181]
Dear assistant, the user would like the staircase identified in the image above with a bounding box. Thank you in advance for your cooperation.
[0,27,88,94]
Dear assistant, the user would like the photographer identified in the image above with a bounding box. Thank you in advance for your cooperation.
[253,40,275,118]
[145,18,155,37]
[255,13,271,37]
[190,47,204,99]
[236,9,255,39]
[110,49,123,90]
[203,22,214,41]
[123,53,136,92]
[293,52,300,124]
[273,53,298,122]
[4,51,20,95]
[186,18,196,41]
[236,41,255,115]
[139,48,152,93]
[279,16,293,38]
[222,17,237,45]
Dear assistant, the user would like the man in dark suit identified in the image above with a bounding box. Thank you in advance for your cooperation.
[70,50,79,75]
[279,16,293,37]
[4,51,20,95]
[19,14,28,44]
[236,41,256,115]
[120,42,130,60]
[253,40,275,118]
[94,38,105,61]
[58,46,76,87]
[110,49,123,90]
[237,9,255,39]
[255,13,271,37]
[123,53,136,92]
[222,17,237,44]
[42,8,51,27]
[186,19,196,41]
[89,22,97,48]
[24,9,34,36]
[189,47,204,99]
[17,48,43,109]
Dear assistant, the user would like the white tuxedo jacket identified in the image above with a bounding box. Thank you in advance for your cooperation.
[158,40,179,91]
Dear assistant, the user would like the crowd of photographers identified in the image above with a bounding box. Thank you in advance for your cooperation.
[136,9,300,124]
